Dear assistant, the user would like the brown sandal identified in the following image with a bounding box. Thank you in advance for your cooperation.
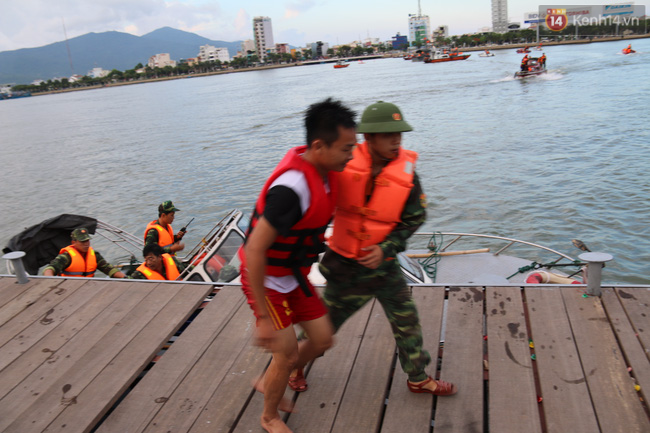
[288,368,308,392]
[407,376,457,396]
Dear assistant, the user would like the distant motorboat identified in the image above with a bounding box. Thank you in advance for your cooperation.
[479,51,495,57]
[333,60,349,69]
[514,57,547,78]
[424,52,470,63]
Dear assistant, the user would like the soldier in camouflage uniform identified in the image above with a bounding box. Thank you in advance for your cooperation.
[43,227,126,278]
[315,101,457,396]
[144,200,186,255]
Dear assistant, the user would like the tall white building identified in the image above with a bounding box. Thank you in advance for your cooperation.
[408,13,431,45]
[491,0,508,33]
[197,45,230,63]
[253,16,275,61]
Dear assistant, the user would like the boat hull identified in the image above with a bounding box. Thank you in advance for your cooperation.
[424,54,470,63]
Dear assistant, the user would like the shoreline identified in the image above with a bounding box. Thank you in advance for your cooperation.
[30,34,649,97]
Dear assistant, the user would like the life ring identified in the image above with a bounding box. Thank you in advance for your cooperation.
[525,270,581,284]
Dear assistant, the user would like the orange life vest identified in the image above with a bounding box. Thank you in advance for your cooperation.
[135,254,181,280]
[145,220,175,248]
[329,142,416,259]
[60,245,97,277]
[239,145,338,295]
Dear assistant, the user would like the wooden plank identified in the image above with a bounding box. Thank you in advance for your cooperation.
[525,286,599,433]
[614,287,650,358]
[142,293,257,433]
[330,300,397,433]
[44,282,213,433]
[434,287,484,433]
[562,286,650,433]
[381,286,446,433]
[0,279,129,400]
[486,286,542,433]
[0,279,86,367]
[0,276,39,308]
[0,280,159,432]
[97,287,248,433]
[188,315,270,433]
[0,278,68,326]
[601,287,650,407]
[284,300,376,433]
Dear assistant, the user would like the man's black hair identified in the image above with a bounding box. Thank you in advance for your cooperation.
[143,243,164,258]
[305,97,356,148]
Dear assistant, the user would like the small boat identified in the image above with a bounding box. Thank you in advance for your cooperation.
[478,51,495,57]
[0,90,31,100]
[622,48,636,55]
[516,48,531,54]
[4,209,591,286]
[333,61,349,69]
[424,53,470,63]
[534,45,543,51]
[514,57,547,78]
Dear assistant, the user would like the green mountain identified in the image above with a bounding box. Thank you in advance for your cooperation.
[0,27,243,85]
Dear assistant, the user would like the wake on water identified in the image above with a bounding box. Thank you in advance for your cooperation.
[491,70,564,83]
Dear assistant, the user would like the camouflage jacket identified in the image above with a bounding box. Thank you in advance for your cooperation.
[130,255,188,280]
[42,249,121,277]
[377,171,427,259]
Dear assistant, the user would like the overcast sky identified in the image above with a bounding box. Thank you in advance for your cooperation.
[0,0,647,52]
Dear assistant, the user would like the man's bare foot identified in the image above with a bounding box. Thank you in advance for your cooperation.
[252,376,296,413]
[261,416,293,433]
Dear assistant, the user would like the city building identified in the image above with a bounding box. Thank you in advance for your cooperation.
[88,67,109,78]
[148,53,176,69]
[241,39,256,56]
[253,16,275,61]
[275,43,290,54]
[432,25,449,39]
[310,41,329,58]
[408,13,431,45]
[197,45,230,63]
[491,0,508,33]
[392,33,408,49]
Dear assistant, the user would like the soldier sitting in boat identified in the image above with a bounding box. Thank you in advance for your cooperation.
[144,200,185,255]
[42,228,126,278]
[130,243,188,280]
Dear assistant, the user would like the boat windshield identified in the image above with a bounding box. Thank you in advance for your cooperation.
[202,230,244,282]
[397,253,425,283]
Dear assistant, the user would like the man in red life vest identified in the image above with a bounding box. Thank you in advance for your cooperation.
[43,227,126,278]
[521,54,529,71]
[130,243,187,280]
[297,101,457,398]
[144,200,185,254]
[240,97,356,433]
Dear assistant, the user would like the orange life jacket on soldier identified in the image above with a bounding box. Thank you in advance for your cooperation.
[239,146,338,291]
[145,221,175,248]
[135,254,180,280]
[329,141,416,259]
[60,245,97,277]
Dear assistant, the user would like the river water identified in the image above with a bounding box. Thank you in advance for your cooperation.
[1,38,648,284]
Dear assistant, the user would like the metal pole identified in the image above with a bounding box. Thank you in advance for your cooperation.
[2,251,30,284]
[579,252,613,296]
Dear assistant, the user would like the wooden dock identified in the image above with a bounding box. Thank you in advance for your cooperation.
[0,275,648,433]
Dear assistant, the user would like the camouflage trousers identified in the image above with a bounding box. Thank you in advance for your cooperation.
[320,249,431,382]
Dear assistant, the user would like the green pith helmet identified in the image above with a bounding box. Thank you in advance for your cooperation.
[357,101,413,133]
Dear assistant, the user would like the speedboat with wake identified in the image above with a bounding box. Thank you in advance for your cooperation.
[3,209,591,286]
[515,57,547,78]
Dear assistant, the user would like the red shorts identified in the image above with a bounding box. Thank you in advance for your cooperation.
[241,272,327,330]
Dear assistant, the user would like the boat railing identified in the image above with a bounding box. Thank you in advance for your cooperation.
[409,232,577,264]
[94,220,144,257]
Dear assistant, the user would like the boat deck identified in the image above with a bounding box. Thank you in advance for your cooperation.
[0,276,648,433]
